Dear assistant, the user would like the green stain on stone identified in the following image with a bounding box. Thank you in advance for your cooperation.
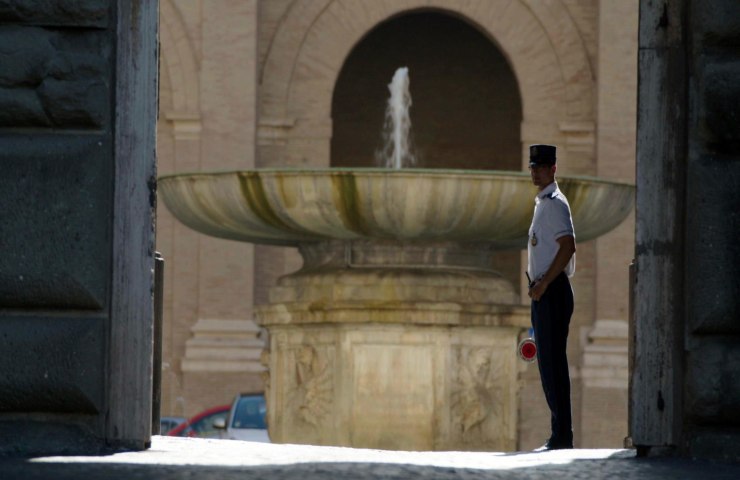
[331,172,373,236]
[238,172,294,231]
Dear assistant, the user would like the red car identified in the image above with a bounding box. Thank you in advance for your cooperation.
[167,404,230,438]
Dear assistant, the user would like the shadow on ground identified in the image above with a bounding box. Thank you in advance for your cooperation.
[2,450,740,480]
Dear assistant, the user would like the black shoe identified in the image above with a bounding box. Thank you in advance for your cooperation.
[534,438,573,451]
[546,440,573,450]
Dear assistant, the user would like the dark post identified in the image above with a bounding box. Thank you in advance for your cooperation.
[626,259,636,450]
[152,252,165,435]
[632,0,687,453]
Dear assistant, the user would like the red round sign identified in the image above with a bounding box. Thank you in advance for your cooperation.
[518,338,537,362]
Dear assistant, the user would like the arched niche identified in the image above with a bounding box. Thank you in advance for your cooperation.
[330,10,522,171]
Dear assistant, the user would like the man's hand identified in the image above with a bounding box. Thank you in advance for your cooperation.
[528,279,549,302]
[528,235,575,302]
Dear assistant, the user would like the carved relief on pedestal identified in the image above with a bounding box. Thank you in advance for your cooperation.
[450,346,507,447]
[283,341,334,437]
[260,348,271,413]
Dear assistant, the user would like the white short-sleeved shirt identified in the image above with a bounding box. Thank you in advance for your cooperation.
[527,181,576,281]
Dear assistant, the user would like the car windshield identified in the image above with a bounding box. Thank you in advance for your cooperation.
[160,417,184,434]
[231,395,266,429]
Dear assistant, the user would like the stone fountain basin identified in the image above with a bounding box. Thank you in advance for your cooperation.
[158,168,635,450]
[159,168,634,249]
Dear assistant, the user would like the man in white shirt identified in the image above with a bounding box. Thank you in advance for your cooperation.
[527,144,576,450]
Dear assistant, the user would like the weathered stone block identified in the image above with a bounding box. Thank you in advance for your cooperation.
[639,0,685,49]
[686,338,740,424]
[262,323,522,451]
[0,421,101,456]
[0,134,111,309]
[0,25,110,128]
[0,0,109,27]
[685,156,740,334]
[699,61,740,153]
[688,429,740,463]
[0,316,105,413]
[692,0,740,48]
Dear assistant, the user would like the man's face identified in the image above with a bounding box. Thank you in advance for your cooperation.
[529,164,556,189]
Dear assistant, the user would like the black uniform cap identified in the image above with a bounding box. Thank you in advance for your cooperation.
[529,144,557,167]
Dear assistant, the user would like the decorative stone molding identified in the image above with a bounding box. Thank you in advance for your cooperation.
[259,348,271,411]
[521,120,562,142]
[290,117,333,140]
[268,331,337,444]
[520,120,562,166]
[182,319,266,373]
[580,319,629,389]
[164,111,201,140]
[257,117,295,146]
[451,347,504,442]
[560,121,596,154]
[287,343,333,430]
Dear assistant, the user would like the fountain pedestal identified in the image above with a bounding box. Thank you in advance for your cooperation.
[257,240,529,450]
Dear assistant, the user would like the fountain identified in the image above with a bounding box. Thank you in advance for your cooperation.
[159,68,634,451]
[376,66,416,169]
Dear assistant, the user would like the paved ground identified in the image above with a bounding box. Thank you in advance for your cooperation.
[2,436,740,479]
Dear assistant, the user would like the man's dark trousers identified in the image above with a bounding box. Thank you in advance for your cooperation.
[531,271,574,446]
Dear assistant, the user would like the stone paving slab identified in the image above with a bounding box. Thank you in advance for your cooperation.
[1,436,739,479]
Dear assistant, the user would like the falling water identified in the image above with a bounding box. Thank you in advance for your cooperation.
[376,67,417,169]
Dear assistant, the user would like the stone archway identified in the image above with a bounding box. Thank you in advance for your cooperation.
[259,0,595,173]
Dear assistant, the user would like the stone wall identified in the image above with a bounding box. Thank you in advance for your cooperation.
[156,0,264,418]
[633,0,740,461]
[681,0,740,460]
[0,0,157,453]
